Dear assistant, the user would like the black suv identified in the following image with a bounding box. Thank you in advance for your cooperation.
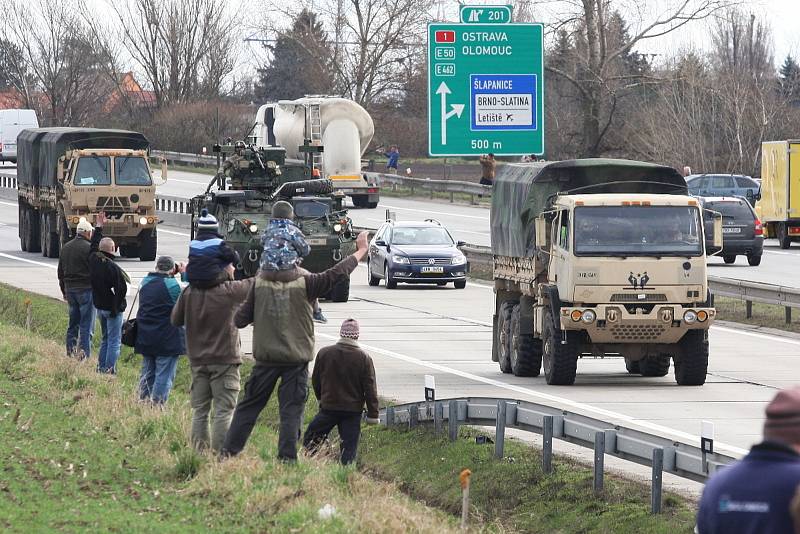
[701,197,764,266]
[367,219,468,288]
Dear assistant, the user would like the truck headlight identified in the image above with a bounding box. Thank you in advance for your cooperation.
[249,224,258,233]
[392,255,410,264]
[581,310,596,324]
[683,310,698,324]
[333,223,342,232]
[139,217,147,225]
[451,253,467,265]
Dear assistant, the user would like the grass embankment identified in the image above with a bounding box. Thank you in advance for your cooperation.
[714,295,800,334]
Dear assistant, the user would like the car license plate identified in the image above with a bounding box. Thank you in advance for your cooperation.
[421,266,444,274]
[722,227,741,234]
[306,238,327,245]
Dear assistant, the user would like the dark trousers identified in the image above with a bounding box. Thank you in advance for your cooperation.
[222,363,308,460]
[303,409,362,465]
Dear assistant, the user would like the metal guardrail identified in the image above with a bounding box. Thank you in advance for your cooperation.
[382,397,737,514]
[709,275,800,323]
[152,149,217,168]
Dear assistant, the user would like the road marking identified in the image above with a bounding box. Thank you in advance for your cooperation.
[316,331,750,456]
[0,252,57,269]
[166,178,210,185]
[380,203,489,220]
[0,200,18,207]
[158,229,191,237]
[713,325,800,346]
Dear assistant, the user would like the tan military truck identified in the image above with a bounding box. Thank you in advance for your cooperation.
[16,128,166,260]
[491,159,722,385]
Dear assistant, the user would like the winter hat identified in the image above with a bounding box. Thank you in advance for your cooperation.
[340,318,360,339]
[155,256,175,274]
[272,201,294,220]
[76,219,94,234]
[197,209,218,231]
[763,387,800,445]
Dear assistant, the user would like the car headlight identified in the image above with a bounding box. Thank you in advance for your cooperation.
[249,224,258,233]
[139,216,148,225]
[392,255,410,264]
[581,310,596,324]
[451,253,467,265]
[333,223,342,232]
[683,310,698,324]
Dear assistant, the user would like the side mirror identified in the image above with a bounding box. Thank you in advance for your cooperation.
[160,157,168,183]
[712,211,723,249]
[457,240,466,247]
[755,192,762,201]
[375,239,387,247]
[535,216,547,248]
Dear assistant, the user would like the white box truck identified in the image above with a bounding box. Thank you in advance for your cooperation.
[0,109,39,163]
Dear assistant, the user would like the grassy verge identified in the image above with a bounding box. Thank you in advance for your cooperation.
[714,295,800,334]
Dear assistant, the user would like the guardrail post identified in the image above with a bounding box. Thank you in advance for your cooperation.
[786,306,792,324]
[593,432,605,494]
[494,401,507,459]
[746,300,753,318]
[450,191,455,203]
[386,406,395,428]
[434,401,443,434]
[542,415,554,474]
[409,405,419,428]
[651,448,664,514]
[448,401,459,442]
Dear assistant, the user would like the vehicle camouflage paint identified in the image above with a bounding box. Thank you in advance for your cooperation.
[490,159,723,386]
[16,128,165,260]
[190,142,356,301]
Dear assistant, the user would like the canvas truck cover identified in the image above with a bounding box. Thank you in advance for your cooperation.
[17,128,149,187]
[490,159,688,257]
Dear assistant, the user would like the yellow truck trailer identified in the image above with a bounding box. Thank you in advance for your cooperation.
[759,140,800,248]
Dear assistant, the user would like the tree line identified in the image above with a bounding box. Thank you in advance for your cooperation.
[1,0,798,177]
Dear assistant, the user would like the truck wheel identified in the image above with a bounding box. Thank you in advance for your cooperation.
[139,230,157,262]
[723,255,736,264]
[777,223,791,249]
[20,206,28,251]
[624,358,641,374]
[497,301,516,374]
[351,195,367,208]
[747,254,761,266]
[366,199,379,209]
[330,277,350,302]
[674,331,709,386]
[384,264,397,289]
[542,309,579,385]
[510,305,542,377]
[26,208,41,253]
[120,245,140,258]
[58,215,71,249]
[640,354,670,377]
[40,212,56,258]
[367,259,380,286]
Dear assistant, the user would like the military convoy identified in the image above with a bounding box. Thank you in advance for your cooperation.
[16,128,165,260]
[190,141,356,301]
[491,159,722,386]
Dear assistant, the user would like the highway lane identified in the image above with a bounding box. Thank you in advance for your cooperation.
[0,198,793,457]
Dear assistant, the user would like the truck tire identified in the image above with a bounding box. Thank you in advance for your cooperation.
[674,330,709,386]
[497,301,516,374]
[640,354,670,377]
[26,208,41,253]
[624,358,641,374]
[139,230,157,262]
[41,212,59,258]
[777,223,791,249]
[542,309,579,385]
[20,206,28,251]
[120,245,140,258]
[58,215,71,249]
[330,277,350,302]
[510,305,542,377]
[351,195,367,208]
[366,199,379,209]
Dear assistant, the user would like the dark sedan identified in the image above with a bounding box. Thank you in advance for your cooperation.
[367,220,468,288]
[701,197,764,266]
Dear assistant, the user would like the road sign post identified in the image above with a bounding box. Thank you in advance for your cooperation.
[428,22,544,156]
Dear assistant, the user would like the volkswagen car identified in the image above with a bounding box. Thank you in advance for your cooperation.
[367,219,468,288]
[701,196,764,266]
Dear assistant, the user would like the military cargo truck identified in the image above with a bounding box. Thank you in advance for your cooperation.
[191,142,356,301]
[491,159,722,386]
[16,128,165,260]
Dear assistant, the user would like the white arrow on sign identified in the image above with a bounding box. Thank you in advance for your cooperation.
[436,82,465,146]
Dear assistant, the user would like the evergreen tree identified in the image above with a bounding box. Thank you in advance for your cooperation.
[255,9,335,101]
[779,55,800,98]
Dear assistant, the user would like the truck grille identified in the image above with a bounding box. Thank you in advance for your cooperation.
[410,257,450,265]
[610,293,667,302]
[609,324,667,341]
[96,196,131,212]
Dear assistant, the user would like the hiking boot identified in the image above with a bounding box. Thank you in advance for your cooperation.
[313,309,328,323]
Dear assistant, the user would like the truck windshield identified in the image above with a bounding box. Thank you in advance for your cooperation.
[74,156,111,185]
[574,206,703,256]
[115,157,152,185]
[294,200,330,218]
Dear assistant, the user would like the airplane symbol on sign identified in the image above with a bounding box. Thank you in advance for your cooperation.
[506,113,513,121]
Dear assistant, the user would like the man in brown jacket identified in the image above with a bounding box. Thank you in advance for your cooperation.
[222,218,370,462]
[479,153,496,186]
[171,263,253,452]
[303,318,379,464]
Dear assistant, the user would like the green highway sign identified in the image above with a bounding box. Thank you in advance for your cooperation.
[460,5,513,24]
[427,23,544,157]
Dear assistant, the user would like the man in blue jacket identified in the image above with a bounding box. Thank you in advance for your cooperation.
[697,387,800,534]
[136,256,187,404]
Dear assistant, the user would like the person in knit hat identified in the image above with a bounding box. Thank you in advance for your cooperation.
[186,208,240,287]
[697,387,800,534]
[302,318,380,464]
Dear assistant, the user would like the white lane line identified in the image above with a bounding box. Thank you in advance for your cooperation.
[166,178,210,185]
[764,250,797,256]
[316,331,750,456]
[158,229,191,237]
[0,200,18,208]
[380,203,489,220]
[0,252,57,269]
[713,325,800,346]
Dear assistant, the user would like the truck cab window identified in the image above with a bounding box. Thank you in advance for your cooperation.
[74,156,111,185]
[115,156,152,186]
[558,210,570,250]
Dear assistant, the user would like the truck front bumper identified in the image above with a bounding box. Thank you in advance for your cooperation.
[559,304,715,344]
[66,213,158,237]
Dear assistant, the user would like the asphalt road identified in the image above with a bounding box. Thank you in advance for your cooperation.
[0,197,792,460]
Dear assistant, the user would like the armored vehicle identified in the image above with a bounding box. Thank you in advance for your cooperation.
[190,141,356,301]
[491,159,723,386]
[16,128,165,260]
